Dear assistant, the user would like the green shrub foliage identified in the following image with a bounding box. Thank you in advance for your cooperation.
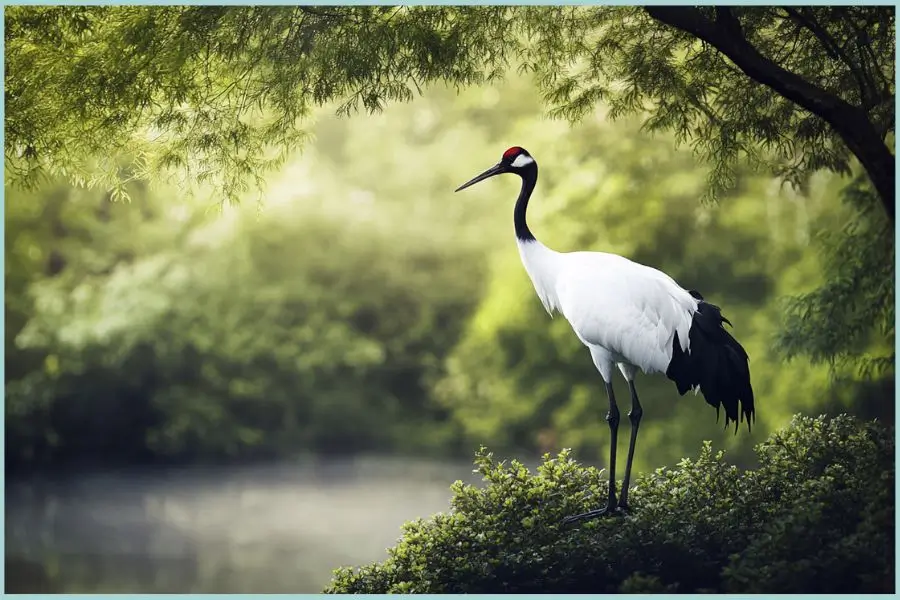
[326,414,894,593]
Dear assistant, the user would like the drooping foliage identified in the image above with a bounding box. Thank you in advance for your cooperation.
[326,414,894,594]
[777,174,894,377]
[5,6,512,201]
[6,6,893,208]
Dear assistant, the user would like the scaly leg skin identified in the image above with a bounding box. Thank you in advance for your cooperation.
[562,381,623,526]
[617,380,644,511]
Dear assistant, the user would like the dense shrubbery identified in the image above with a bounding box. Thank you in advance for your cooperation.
[326,414,894,594]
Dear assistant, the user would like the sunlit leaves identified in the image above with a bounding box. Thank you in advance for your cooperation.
[7,7,893,207]
[5,6,515,204]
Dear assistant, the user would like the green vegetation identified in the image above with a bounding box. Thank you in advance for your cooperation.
[326,414,894,594]
[4,6,894,593]
[6,68,893,474]
[9,72,890,472]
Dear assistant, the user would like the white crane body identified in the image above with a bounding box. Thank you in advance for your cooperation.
[518,239,698,380]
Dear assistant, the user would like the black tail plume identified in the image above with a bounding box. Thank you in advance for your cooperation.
[665,298,755,433]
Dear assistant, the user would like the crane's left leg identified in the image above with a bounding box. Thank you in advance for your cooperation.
[618,379,643,510]
[563,347,623,525]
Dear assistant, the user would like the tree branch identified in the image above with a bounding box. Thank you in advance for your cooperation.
[783,8,840,61]
[645,6,895,221]
[835,7,890,103]
[783,7,871,105]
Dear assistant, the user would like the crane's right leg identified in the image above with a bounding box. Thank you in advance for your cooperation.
[618,379,643,510]
[563,347,621,525]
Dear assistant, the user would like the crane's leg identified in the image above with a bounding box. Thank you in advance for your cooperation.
[618,380,643,510]
[562,380,620,525]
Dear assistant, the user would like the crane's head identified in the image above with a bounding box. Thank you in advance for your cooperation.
[454,146,535,192]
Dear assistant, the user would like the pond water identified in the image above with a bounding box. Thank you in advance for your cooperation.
[6,456,481,593]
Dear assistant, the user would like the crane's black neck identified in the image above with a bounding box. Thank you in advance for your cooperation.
[514,164,538,242]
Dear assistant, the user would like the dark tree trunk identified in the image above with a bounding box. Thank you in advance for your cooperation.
[645,6,895,221]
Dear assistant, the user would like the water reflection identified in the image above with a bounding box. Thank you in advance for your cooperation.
[6,456,480,593]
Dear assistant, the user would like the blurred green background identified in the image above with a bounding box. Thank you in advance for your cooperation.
[5,72,893,592]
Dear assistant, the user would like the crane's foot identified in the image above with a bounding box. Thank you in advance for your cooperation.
[561,501,625,526]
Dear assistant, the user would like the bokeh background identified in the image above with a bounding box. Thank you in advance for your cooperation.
[6,71,893,592]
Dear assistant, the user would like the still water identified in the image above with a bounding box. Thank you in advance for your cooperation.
[6,456,481,593]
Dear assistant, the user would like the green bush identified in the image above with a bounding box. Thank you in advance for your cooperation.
[326,414,894,593]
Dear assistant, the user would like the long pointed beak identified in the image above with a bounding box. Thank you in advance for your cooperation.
[454,163,506,192]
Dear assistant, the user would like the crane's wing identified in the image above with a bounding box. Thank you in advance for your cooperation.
[555,252,698,374]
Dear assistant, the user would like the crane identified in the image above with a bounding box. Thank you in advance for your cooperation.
[455,146,755,524]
